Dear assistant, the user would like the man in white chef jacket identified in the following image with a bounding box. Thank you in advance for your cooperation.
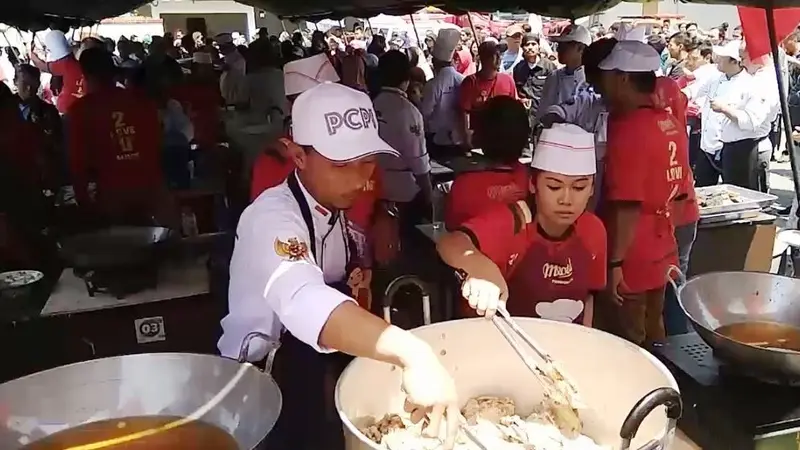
[687,40,769,189]
[219,83,460,450]
[420,28,465,160]
[536,25,592,119]
[742,47,781,192]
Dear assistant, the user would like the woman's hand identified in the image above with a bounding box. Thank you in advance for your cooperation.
[607,267,626,306]
[461,263,508,318]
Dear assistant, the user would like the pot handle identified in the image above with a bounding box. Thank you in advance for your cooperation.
[665,265,687,293]
[238,331,281,374]
[619,387,682,450]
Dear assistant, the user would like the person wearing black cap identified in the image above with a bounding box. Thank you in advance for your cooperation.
[513,33,556,123]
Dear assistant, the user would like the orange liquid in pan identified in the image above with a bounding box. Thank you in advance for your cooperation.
[20,416,239,450]
[715,321,800,352]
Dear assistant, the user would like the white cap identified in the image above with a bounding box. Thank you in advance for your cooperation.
[350,39,367,51]
[432,28,460,62]
[532,123,596,176]
[283,53,341,97]
[44,30,71,62]
[291,83,400,162]
[713,40,743,61]
[598,40,661,72]
[615,23,647,43]
[552,25,592,47]
[484,36,499,45]
[192,52,213,64]
[215,33,233,45]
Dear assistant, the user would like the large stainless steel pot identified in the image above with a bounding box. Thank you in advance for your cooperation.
[336,318,681,450]
[678,271,800,379]
[0,351,281,449]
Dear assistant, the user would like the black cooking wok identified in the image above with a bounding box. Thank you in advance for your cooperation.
[58,226,175,270]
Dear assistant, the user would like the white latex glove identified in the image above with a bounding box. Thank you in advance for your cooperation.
[401,347,460,449]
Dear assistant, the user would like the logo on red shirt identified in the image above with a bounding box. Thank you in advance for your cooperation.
[542,258,574,285]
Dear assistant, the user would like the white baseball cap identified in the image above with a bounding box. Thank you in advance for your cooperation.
[283,53,341,97]
[615,23,648,43]
[598,40,661,72]
[552,25,592,47]
[44,30,71,62]
[432,28,460,62]
[713,40,743,61]
[532,123,596,176]
[291,83,400,162]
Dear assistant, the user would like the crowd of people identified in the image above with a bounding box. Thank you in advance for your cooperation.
[0,15,794,450]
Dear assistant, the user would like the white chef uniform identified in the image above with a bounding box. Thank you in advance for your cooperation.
[420,29,465,148]
[374,87,431,203]
[219,82,400,362]
[536,25,592,118]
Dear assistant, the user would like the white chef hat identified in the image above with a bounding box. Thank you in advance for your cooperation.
[44,30,71,62]
[598,40,661,72]
[713,40,743,62]
[283,53,341,97]
[532,123,596,176]
[432,28,461,62]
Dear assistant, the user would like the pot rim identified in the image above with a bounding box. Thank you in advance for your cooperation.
[334,318,680,450]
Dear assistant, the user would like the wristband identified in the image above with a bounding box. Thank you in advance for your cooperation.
[609,259,624,269]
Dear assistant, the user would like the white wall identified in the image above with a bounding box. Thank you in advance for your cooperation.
[148,0,257,39]
[591,1,740,31]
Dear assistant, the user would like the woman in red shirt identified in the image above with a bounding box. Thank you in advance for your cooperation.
[437,123,606,326]
[459,41,518,147]
[445,96,529,229]
[29,30,85,114]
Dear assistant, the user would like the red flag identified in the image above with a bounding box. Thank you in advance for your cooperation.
[737,6,800,60]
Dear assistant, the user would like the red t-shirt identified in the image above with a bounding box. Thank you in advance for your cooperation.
[49,57,85,114]
[652,77,700,227]
[445,163,529,229]
[68,87,162,206]
[459,72,518,115]
[170,82,223,149]
[459,201,606,323]
[605,107,689,292]
[249,152,381,235]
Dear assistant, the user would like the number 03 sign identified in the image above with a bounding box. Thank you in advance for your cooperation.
[134,316,166,344]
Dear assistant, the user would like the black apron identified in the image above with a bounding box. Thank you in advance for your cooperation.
[260,173,355,450]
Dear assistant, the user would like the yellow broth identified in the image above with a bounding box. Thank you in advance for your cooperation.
[20,416,239,450]
[715,321,800,352]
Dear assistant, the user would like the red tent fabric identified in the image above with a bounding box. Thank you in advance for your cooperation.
[738,6,800,59]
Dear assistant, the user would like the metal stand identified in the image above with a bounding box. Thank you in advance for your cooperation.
[765,1,800,227]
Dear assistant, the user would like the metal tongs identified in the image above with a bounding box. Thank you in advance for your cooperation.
[454,269,585,436]
[491,305,585,435]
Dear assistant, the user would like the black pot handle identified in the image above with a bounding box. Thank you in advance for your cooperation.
[619,387,682,450]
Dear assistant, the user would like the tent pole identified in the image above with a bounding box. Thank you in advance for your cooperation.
[466,11,479,69]
[466,11,478,42]
[765,1,800,218]
[366,18,375,35]
[408,13,421,48]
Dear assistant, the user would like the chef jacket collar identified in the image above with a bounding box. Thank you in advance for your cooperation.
[293,171,337,226]
[381,86,408,97]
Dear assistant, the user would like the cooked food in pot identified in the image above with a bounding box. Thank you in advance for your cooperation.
[698,190,742,208]
[359,396,607,450]
[19,416,239,450]
[0,270,43,289]
[715,321,800,352]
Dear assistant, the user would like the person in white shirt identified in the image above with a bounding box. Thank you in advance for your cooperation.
[682,42,720,167]
[500,24,524,73]
[374,50,434,226]
[536,25,592,119]
[421,28,465,159]
[742,47,781,192]
[219,82,460,450]
[216,33,248,106]
[687,40,768,188]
